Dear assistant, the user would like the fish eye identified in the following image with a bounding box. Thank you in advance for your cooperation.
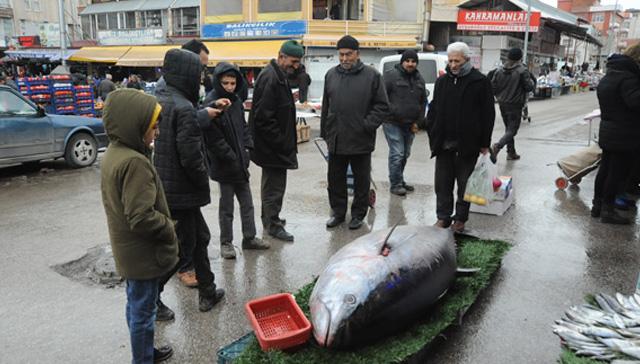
[344,294,357,305]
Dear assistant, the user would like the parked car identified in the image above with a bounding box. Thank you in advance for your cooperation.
[378,53,448,102]
[0,85,108,168]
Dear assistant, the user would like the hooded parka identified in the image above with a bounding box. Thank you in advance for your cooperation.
[100,89,179,280]
[154,49,211,209]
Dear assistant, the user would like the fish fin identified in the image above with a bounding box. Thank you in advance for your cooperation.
[380,220,402,255]
[456,267,481,276]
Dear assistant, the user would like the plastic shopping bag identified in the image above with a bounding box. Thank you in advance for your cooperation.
[464,154,496,206]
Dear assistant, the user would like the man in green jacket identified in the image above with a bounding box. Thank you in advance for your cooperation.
[100,89,178,364]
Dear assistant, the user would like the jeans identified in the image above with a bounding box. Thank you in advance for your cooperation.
[126,278,158,364]
[159,208,216,299]
[495,103,523,154]
[383,123,415,189]
[260,167,287,233]
[594,149,633,205]
[328,153,371,220]
[435,150,478,223]
[219,182,257,243]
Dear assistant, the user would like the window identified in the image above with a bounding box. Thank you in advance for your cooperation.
[592,13,604,23]
[372,0,418,22]
[259,0,301,13]
[205,0,242,17]
[173,7,199,36]
[24,0,31,10]
[125,12,136,28]
[0,91,36,115]
[81,15,93,38]
[312,0,328,19]
[97,13,107,30]
[107,12,118,29]
[32,0,40,11]
[0,0,10,6]
[142,10,162,27]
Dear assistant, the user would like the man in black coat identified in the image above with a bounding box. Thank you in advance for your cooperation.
[591,45,640,224]
[154,49,225,317]
[489,47,535,161]
[425,42,495,233]
[383,49,428,196]
[321,35,390,230]
[249,40,303,242]
[203,62,270,259]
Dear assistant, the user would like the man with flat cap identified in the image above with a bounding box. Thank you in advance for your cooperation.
[321,35,390,230]
[383,49,428,196]
[249,40,304,242]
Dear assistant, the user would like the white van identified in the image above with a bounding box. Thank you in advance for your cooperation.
[378,53,448,101]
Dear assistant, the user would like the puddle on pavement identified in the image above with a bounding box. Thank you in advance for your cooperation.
[51,244,123,288]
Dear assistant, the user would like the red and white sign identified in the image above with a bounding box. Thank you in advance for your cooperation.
[457,10,541,32]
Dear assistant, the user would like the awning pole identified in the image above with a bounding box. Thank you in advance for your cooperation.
[58,0,67,67]
[523,0,532,64]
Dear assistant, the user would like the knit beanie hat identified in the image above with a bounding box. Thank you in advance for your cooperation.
[336,35,359,50]
[401,49,419,64]
[508,47,523,61]
[280,40,305,58]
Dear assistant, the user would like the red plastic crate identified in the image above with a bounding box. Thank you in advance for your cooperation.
[244,293,312,351]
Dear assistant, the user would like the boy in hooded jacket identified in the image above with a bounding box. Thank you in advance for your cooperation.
[204,62,270,259]
[100,89,177,363]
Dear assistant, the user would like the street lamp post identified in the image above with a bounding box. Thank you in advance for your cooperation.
[523,0,532,64]
[58,0,67,67]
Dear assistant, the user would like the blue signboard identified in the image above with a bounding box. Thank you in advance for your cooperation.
[202,20,307,39]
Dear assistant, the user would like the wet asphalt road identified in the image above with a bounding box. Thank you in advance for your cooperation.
[1,91,638,364]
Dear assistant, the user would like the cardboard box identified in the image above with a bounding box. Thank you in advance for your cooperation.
[470,176,514,216]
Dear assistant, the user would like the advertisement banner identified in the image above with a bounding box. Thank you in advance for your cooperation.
[202,20,307,39]
[39,23,60,47]
[457,10,541,32]
[98,28,165,46]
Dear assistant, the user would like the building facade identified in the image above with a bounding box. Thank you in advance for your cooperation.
[7,0,85,48]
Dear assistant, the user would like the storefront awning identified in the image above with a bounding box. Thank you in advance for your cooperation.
[116,45,180,67]
[139,0,174,11]
[68,46,132,63]
[172,0,199,8]
[203,40,284,67]
[5,48,78,61]
[80,0,145,15]
[302,34,419,49]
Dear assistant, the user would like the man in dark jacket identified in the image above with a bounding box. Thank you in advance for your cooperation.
[154,49,224,317]
[249,40,303,242]
[321,35,390,230]
[591,45,640,224]
[203,62,270,259]
[98,73,116,101]
[383,49,428,196]
[489,47,535,161]
[425,42,495,233]
[288,64,312,103]
[154,40,223,289]
[100,89,176,363]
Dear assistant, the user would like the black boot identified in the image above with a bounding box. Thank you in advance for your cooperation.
[601,204,631,225]
[591,199,601,218]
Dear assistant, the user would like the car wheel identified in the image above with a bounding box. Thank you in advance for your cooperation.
[65,133,98,168]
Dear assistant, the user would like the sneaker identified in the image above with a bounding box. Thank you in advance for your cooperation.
[348,218,364,230]
[220,242,236,259]
[199,288,225,312]
[507,153,521,160]
[434,219,451,228]
[153,345,173,363]
[402,183,415,192]
[451,221,465,233]
[156,300,174,322]
[242,237,270,250]
[177,270,198,288]
[390,186,407,196]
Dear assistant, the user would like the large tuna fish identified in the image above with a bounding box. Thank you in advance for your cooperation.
[309,225,457,348]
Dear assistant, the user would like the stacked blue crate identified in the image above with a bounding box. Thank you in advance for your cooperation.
[51,76,75,115]
[18,77,52,111]
[74,85,96,117]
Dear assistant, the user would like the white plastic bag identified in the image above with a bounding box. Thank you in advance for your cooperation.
[464,154,496,206]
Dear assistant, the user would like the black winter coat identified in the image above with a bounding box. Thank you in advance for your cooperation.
[320,61,389,155]
[596,54,640,152]
[248,59,298,169]
[426,66,495,158]
[203,62,253,184]
[153,49,211,209]
[384,63,428,125]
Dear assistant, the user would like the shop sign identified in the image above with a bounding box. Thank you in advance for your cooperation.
[202,20,307,39]
[39,23,60,47]
[18,36,40,47]
[98,28,165,46]
[303,38,417,48]
[457,10,541,32]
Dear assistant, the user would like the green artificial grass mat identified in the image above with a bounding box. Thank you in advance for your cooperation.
[230,238,511,364]
[559,349,607,364]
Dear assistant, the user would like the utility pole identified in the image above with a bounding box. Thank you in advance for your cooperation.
[422,0,432,50]
[523,0,532,64]
[58,0,67,67]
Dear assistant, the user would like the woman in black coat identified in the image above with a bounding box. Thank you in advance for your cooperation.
[592,44,640,224]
